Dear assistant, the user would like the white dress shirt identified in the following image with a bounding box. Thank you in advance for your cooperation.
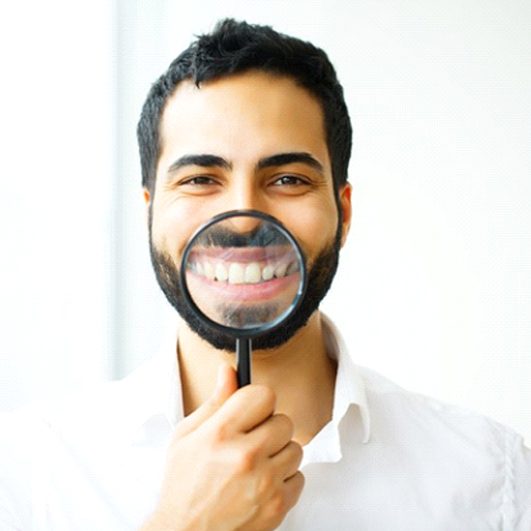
[1,315,530,530]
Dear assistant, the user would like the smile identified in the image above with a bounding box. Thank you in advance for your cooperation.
[186,246,300,285]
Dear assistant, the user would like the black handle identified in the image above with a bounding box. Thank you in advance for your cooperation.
[236,338,252,387]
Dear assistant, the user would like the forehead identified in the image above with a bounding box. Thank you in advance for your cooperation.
[158,70,330,169]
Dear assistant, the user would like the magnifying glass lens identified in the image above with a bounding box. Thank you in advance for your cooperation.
[183,215,304,331]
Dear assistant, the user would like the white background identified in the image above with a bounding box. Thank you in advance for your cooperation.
[1,1,530,444]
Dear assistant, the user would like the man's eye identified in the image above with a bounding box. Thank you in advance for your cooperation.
[181,176,216,186]
[272,175,307,186]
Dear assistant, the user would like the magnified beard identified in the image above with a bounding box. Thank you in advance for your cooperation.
[221,303,279,329]
[148,234,340,352]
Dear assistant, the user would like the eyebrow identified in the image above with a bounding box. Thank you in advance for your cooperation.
[167,154,232,174]
[166,151,324,176]
[256,152,324,174]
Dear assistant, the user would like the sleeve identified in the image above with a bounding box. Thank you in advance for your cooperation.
[510,431,531,530]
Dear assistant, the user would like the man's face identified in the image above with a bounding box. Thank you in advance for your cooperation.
[145,70,351,350]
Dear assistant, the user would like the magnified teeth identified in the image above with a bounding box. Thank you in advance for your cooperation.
[287,261,299,275]
[204,262,215,280]
[262,265,274,281]
[228,263,244,284]
[244,262,261,283]
[275,263,288,278]
[215,263,228,282]
[194,257,298,284]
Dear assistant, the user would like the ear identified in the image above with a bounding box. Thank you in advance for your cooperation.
[338,183,352,248]
[143,188,151,224]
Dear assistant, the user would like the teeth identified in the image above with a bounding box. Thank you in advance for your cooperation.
[274,262,288,278]
[215,263,228,282]
[244,262,261,283]
[196,259,296,283]
[204,262,215,280]
[286,261,299,275]
[228,263,244,284]
[262,265,274,281]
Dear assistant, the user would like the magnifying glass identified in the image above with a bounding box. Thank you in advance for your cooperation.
[179,210,307,388]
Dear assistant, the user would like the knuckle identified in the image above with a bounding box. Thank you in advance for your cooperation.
[235,447,258,473]
[256,471,275,500]
[275,413,294,436]
[251,385,276,410]
[291,441,303,462]
[268,492,287,517]
[293,471,305,495]
[208,422,228,445]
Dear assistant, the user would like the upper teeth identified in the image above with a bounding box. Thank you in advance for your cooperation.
[215,263,229,282]
[228,263,243,284]
[261,264,274,281]
[191,260,297,284]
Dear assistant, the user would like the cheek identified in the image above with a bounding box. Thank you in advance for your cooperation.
[150,200,199,260]
[282,199,338,259]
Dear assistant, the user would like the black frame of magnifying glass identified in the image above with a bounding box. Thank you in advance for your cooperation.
[179,209,308,339]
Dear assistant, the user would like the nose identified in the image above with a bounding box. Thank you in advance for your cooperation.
[226,213,262,235]
[223,175,267,224]
[219,177,267,236]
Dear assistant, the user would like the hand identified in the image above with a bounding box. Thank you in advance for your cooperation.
[141,364,304,531]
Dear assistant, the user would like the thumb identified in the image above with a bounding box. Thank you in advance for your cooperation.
[212,362,239,404]
[173,363,238,438]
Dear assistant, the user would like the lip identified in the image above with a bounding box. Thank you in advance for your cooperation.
[186,270,300,303]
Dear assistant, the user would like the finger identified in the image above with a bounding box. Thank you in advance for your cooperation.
[235,470,305,531]
[281,470,305,510]
[173,363,238,438]
[210,384,276,435]
[270,441,304,481]
[212,363,239,402]
[254,471,305,531]
[244,414,294,458]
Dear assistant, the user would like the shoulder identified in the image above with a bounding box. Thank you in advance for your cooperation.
[361,366,531,526]
[357,365,531,498]
[358,364,516,446]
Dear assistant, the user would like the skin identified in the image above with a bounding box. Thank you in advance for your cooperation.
[141,70,352,531]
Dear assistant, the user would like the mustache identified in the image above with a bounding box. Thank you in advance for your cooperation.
[193,223,288,248]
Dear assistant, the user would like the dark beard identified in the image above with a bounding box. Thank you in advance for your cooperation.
[148,225,341,352]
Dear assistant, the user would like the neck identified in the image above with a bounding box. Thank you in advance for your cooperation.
[177,312,337,446]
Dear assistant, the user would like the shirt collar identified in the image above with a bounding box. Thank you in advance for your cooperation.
[321,314,371,444]
[128,314,371,452]
[300,314,371,466]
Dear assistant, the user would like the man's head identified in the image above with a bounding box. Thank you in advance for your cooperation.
[138,18,352,198]
[138,19,353,351]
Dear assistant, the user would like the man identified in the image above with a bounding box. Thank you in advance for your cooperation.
[1,19,530,531]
